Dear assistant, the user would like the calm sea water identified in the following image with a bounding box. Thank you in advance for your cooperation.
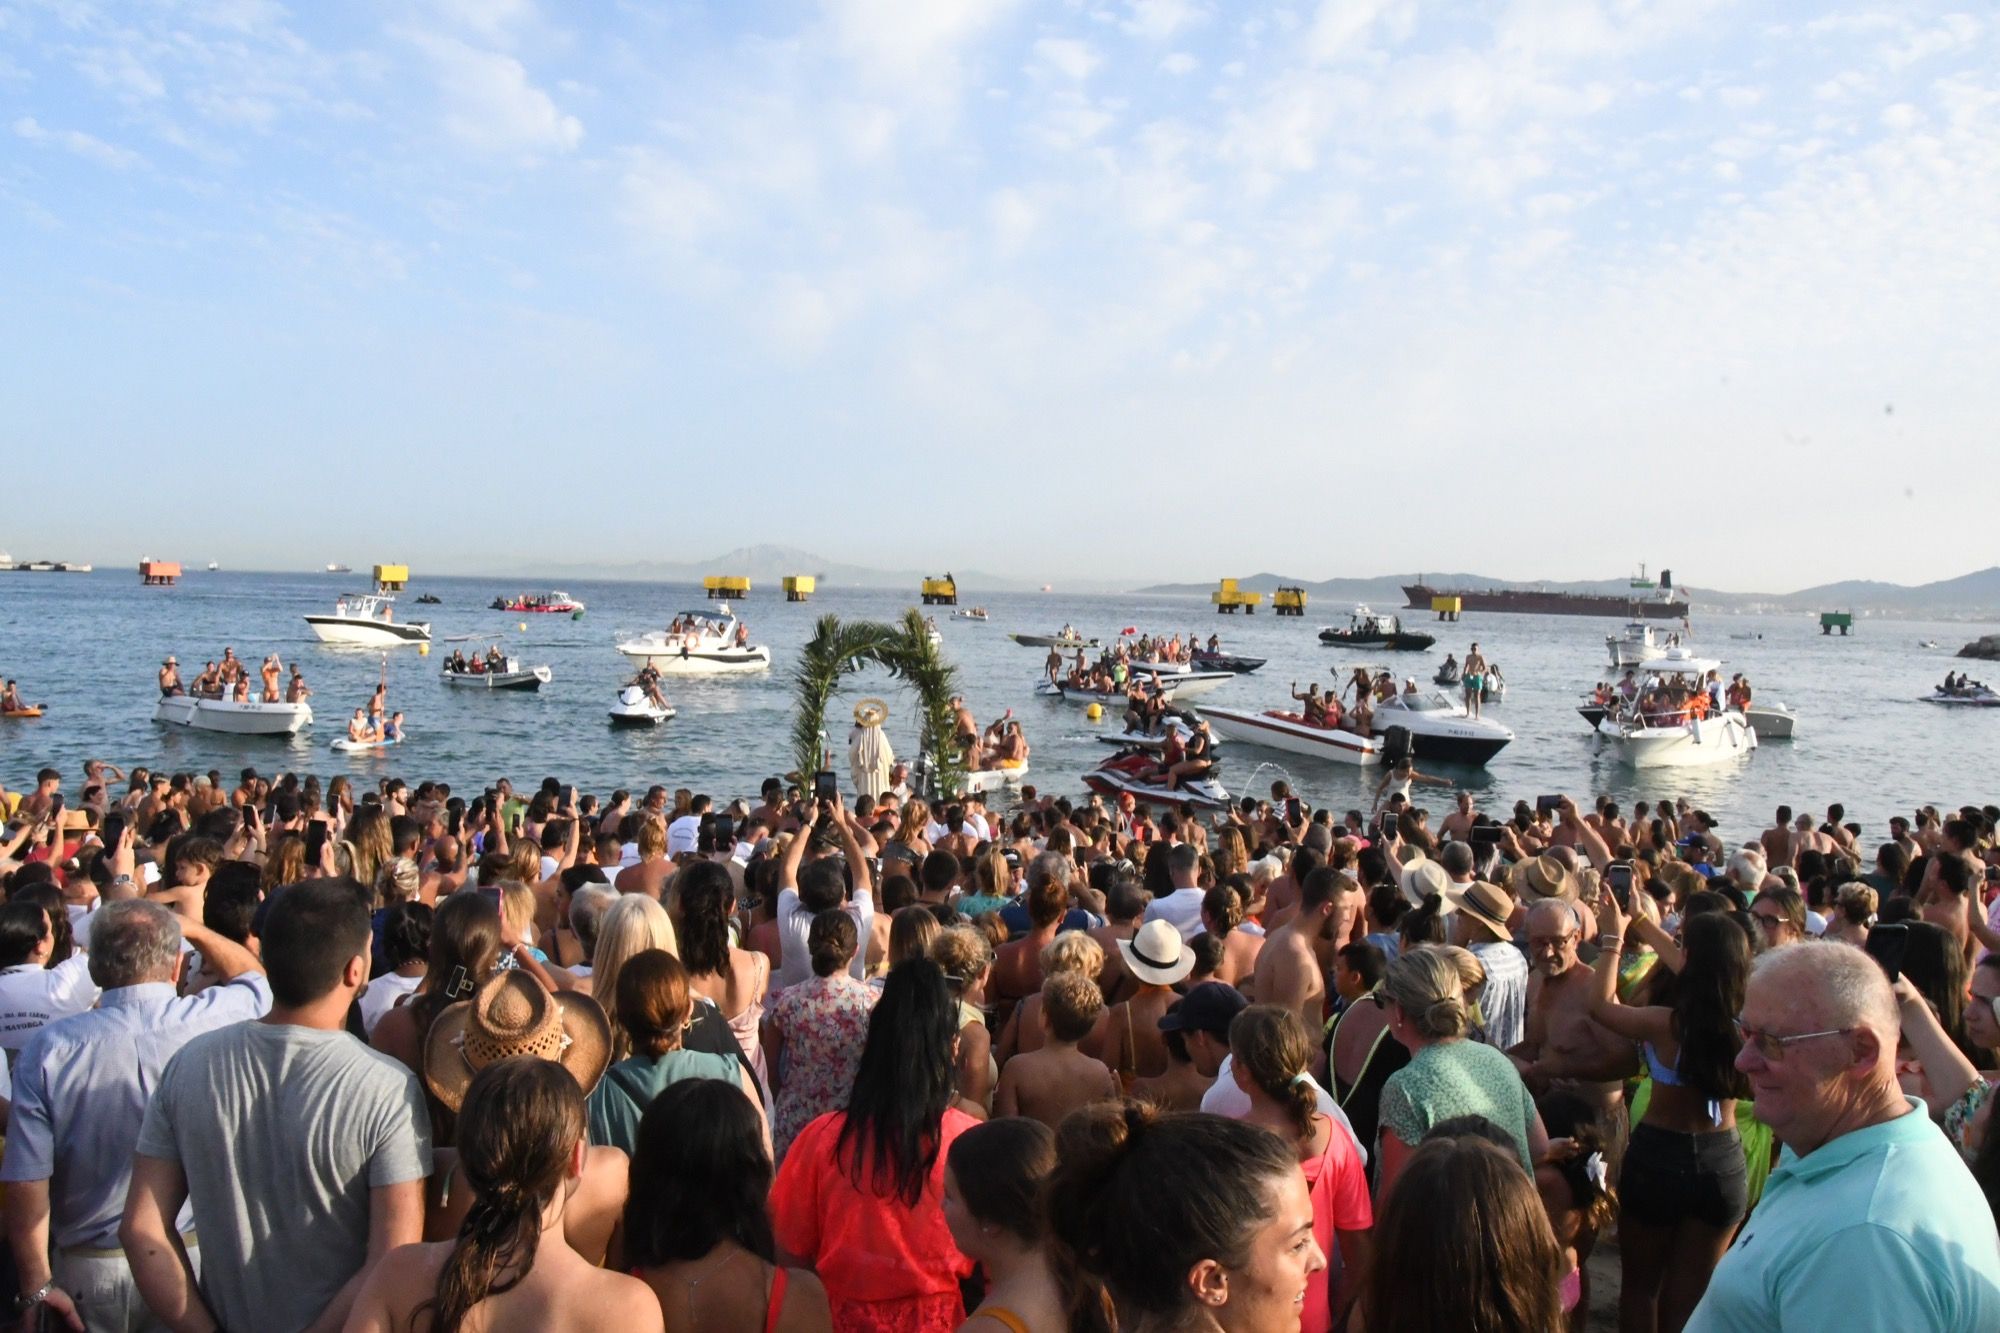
[2,570,1995,843]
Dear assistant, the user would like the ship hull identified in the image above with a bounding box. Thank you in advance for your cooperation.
[1404,584,1687,619]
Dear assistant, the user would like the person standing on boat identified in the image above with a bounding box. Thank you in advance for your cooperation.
[260,655,282,703]
[1462,643,1489,720]
[1292,681,1328,727]
[286,666,310,703]
[157,657,182,697]
[1044,646,1062,682]
[368,679,387,724]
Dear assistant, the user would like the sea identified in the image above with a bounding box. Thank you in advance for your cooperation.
[2,570,1996,846]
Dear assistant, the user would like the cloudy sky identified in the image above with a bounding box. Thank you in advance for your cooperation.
[4,1,1995,589]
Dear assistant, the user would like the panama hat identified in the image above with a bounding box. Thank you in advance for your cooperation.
[853,698,889,726]
[1444,879,1517,942]
[422,970,611,1112]
[1513,854,1573,901]
[1401,858,1454,909]
[1118,919,1195,986]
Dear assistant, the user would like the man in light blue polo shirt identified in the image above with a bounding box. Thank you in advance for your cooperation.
[1688,941,2000,1332]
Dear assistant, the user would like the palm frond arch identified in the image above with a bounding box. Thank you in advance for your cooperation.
[790,610,965,797]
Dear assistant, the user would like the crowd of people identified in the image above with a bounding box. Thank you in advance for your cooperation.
[156,647,312,704]
[1,755,1999,1331]
[442,645,513,675]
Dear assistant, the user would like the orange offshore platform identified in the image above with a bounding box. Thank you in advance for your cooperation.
[139,559,181,586]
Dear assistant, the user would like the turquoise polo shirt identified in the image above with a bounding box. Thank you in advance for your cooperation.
[1687,1098,2000,1332]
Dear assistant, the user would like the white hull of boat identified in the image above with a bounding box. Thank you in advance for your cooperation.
[441,666,551,690]
[1011,634,1098,649]
[1920,691,2000,707]
[1594,712,1757,768]
[305,616,431,646]
[332,732,404,752]
[960,764,1028,793]
[1130,669,1234,700]
[617,642,771,674]
[954,611,988,621]
[1745,703,1796,739]
[610,686,676,725]
[1200,707,1379,765]
[154,697,313,736]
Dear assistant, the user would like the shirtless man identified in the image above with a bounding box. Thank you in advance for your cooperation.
[1441,791,1478,843]
[1290,681,1326,726]
[1793,811,1835,858]
[1250,867,1359,1033]
[1510,897,1638,1163]
[951,695,978,753]
[286,666,311,703]
[993,972,1121,1132]
[1760,806,1797,869]
[1044,646,1063,682]
[368,680,388,724]
[260,655,282,702]
[994,722,1028,765]
[218,647,241,686]
[158,656,183,697]
[989,854,1071,1033]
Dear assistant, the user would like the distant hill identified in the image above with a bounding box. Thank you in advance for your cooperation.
[516,544,1035,592]
[1136,567,2000,619]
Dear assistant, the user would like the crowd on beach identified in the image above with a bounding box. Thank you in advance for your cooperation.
[1,754,1998,1333]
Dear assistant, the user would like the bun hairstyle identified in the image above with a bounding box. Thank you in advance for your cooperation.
[1228,1006,1318,1140]
[1202,883,1244,936]
[1047,1102,1300,1333]
[808,909,858,978]
[1399,893,1448,949]
[1381,947,1469,1041]
[1542,1119,1619,1237]
[421,1058,585,1333]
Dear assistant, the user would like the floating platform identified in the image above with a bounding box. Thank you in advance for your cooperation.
[374,563,410,592]
[784,575,816,602]
[1431,595,1462,622]
[1212,578,1262,615]
[1273,586,1308,617]
[705,575,751,599]
[921,576,958,606]
[1821,611,1853,636]
[139,560,181,587]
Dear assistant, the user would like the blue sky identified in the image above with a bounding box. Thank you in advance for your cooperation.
[3,1,1996,589]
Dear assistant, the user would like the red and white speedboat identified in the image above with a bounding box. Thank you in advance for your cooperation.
[1082,750,1231,810]
[1198,706,1380,765]
[491,591,586,614]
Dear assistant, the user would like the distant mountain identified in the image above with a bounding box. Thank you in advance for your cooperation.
[515,544,1035,592]
[1135,567,2000,619]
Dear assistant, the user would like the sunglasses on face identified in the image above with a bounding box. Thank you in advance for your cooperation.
[1733,1018,1854,1061]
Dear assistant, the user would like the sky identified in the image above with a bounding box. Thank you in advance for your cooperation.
[3,0,1997,591]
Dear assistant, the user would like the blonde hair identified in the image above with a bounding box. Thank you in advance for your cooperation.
[1836,882,1879,925]
[637,817,667,858]
[976,848,1010,899]
[1381,947,1470,1041]
[497,881,538,942]
[591,895,679,1059]
[895,799,931,845]
[1040,930,1104,980]
[931,926,994,996]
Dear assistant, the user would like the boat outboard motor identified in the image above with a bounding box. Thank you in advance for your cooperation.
[1381,725,1413,766]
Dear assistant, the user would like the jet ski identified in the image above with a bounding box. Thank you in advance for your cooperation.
[609,684,676,726]
[1191,649,1267,674]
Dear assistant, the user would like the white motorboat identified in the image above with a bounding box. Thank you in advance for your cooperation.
[1010,632,1099,649]
[1199,706,1379,765]
[609,685,676,726]
[440,659,552,691]
[954,608,989,622]
[1745,702,1798,739]
[617,610,771,675]
[1594,709,1757,768]
[1121,666,1235,700]
[154,696,313,737]
[332,731,405,753]
[305,593,430,646]
[1606,620,1687,668]
[960,763,1029,794]
[1365,690,1515,766]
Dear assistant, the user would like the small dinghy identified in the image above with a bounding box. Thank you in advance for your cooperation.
[439,658,552,691]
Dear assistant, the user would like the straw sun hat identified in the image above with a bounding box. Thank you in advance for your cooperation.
[853,698,890,726]
[422,970,612,1112]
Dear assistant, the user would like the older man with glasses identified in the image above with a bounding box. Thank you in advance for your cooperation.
[1687,941,2000,1331]
[1509,898,1639,1161]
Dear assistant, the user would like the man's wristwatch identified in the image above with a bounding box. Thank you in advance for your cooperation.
[13,1280,53,1313]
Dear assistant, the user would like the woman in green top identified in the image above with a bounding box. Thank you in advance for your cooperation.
[1373,947,1548,1199]
[588,950,766,1156]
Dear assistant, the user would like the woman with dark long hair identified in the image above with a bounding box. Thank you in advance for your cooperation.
[1362,1135,1565,1333]
[676,859,771,1088]
[372,892,504,1084]
[625,1079,832,1332]
[1047,1102,1324,1333]
[943,1118,1063,1332]
[1589,898,1751,1333]
[770,958,977,1331]
[346,1058,661,1332]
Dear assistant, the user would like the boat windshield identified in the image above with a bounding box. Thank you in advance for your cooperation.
[1385,692,1456,713]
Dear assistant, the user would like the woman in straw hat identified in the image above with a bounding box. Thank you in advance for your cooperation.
[348,1058,661,1333]
[417,971,624,1264]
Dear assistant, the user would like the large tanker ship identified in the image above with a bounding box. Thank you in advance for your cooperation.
[1404,567,1688,620]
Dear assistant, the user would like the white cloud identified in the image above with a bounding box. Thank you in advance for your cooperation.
[822,0,1020,110]
[990,187,1040,253]
[405,32,582,157]
[1123,0,1204,41]
[12,114,141,168]
[1160,51,1197,75]
[1034,37,1101,81]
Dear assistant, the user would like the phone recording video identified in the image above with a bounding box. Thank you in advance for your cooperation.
[1606,861,1634,911]
[814,770,838,803]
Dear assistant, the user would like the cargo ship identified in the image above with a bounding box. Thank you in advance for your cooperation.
[1404,566,1688,620]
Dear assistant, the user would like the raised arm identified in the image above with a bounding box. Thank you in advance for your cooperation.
[833,801,872,897]
[1584,893,1669,1044]
[1892,974,1983,1117]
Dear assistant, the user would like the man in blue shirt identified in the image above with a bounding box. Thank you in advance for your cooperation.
[2,897,268,1331]
[1688,941,2000,1332]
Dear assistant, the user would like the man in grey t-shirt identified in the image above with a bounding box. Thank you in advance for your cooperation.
[122,879,432,1333]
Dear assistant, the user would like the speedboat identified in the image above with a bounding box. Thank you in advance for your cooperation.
[154,697,313,736]
[1365,690,1513,765]
[491,591,585,614]
[1319,607,1434,652]
[960,762,1029,793]
[305,594,430,646]
[1919,640,1941,649]
[610,684,676,726]
[1593,709,1757,768]
[440,659,552,691]
[415,594,442,605]
[1010,632,1099,649]
[1122,666,1235,700]
[1922,683,2000,706]
[1745,702,1798,738]
[1191,649,1266,674]
[1199,706,1380,765]
[1082,750,1231,811]
[617,611,771,675]
[332,730,404,753]
[954,608,990,622]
